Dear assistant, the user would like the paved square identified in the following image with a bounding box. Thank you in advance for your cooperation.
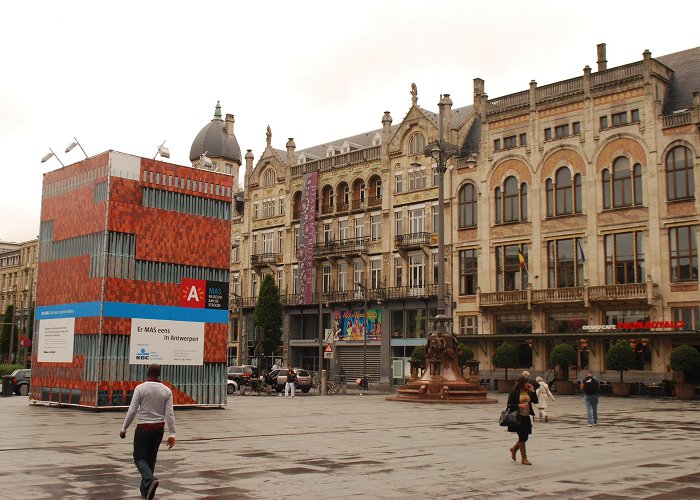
[1,392,699,499]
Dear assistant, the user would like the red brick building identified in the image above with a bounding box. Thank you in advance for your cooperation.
[32,150,234,407]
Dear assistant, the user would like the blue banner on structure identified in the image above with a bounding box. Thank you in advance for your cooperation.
[36,301,227,323]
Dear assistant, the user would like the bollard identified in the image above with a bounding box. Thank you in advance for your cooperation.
[321,369,327,396]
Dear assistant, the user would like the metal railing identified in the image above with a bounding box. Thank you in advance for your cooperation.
[368,196,381,207]
[313,237,368,257]
[394,232,431,248]
[250,253,278,266]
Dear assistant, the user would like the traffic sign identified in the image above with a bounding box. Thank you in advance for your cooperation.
[324,351,334,359]
[323,343,333,353]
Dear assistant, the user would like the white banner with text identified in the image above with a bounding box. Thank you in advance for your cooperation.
[37,317,76,363]
[129,318,204,365]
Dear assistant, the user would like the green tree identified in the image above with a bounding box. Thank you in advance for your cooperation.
[492,342,518,380]
[410,346,426,369]
[253,274,283,368]
[605,341,636,383]
[670,345,700,384]
[457,343,474,374]
[1,305,14,359]
[550,343,577,380]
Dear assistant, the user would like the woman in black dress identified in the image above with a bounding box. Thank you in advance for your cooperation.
[506,376,538,465]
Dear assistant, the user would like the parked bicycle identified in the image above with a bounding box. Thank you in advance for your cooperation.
[246,376,273,395]
[356,375,375,391]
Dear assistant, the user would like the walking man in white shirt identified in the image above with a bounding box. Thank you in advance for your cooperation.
[120,363,176,499]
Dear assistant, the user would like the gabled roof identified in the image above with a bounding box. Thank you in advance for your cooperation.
[656,46,700,114]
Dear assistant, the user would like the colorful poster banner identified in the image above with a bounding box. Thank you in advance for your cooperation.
[333,308,382,341]
[37,317,76,363]
[296,171,318,304]
[129,318,204,365]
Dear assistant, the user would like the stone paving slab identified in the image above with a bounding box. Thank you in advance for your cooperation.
[0,392,699,499]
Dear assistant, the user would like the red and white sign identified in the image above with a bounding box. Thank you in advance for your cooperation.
[181,278,206,308]
[323,343,333,353]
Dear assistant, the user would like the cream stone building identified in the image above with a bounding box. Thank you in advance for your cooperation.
[196,44,699,386]
[0,239,38,363]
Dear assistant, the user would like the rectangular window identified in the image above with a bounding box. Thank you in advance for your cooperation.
[496,243,528,291]
[504,136,517,149]
[519,133,527,146]
[408,208,425,234]
[323,223,332,243]
[395,212,403,236]
[547,238,584,288]
[572,122,581,135]
[277,269,283,291]
[458,249,478,295]
[322,265,332,293]
[604,231,644,284]
[354,218,364,239]
[672,307,700,330]
[253,202,259,219]
[395,173,403,194]
[338,262,347,291]
[631,109,640,123]
[371,215,381,241]
[612,112,627,127]
[277,230,284,254]
[544,128,552,141]
[555,124,569,139]
[669,226,698,282]
[371,259,381,289]
[395,255,403,287]
[406,309,427,338]
[459,316,478,336]
[432,205,439,233]
[408,255,425,288]
[494,139,501,152]
[339,220,349,241]
[600,116,608,129]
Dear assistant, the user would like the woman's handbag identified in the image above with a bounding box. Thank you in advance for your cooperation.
[499,408,520,427]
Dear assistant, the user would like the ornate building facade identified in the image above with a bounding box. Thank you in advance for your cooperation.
[230,44,700,385]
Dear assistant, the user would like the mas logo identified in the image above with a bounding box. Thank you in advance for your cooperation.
[136,348,150,360]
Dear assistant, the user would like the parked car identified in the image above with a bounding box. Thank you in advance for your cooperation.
[267,368,312,393]
[227,365,258,390]
[227,379,239,395]
[9,369,31,396]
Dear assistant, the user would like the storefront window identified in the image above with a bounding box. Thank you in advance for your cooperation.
[547,312,586,333]
[406,309,427,338]
[604,310,650,331]
[391,310,405,338]
[495,313,532,334]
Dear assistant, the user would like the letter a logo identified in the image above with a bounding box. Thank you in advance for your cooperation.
[181,278,206,308]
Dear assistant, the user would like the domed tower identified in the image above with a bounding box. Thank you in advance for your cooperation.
[190,101,242,188]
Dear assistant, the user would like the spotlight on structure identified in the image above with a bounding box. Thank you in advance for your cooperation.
[65,137,88,157]
[40,148,65,167]
[201,153,213,169]
[154,141,170,160]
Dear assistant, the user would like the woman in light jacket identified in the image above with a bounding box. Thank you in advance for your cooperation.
[535,376,555,422]
[506,376,538,465]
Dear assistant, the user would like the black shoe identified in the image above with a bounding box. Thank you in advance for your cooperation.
[147,479,159,500]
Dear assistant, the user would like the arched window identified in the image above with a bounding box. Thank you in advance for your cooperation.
[262,168,276,188]
[602,156,642,209]
[458,183,477,228]
[666,145,695,201]
[547,167,583,217]
[408,132,426,156]
[495,176,527,224]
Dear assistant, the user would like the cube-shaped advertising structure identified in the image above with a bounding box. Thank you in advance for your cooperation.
[32,151,232,407]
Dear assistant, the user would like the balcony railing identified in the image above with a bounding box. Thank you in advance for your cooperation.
[368,195,382,207]
[590,61,643,89]
[662,111,692,129]
[479,290,528,307]
[336,202,350,212]
[383,284,449,300]
[250,253,279,267]
[313,237,368,258]
[320,203,334,215]
[395,232,431,248]
[351,199,366,210]
[588,283,647,301]
[292,209,300,220]
[531,287,584,304]
[290,145,382,178]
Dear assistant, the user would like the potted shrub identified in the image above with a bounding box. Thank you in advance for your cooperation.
[606,340,635,397]
[550,343,577,394]
[457,343,474,377]
[492,342,518,392]
[410,346,426,381]
[670,345,700,400]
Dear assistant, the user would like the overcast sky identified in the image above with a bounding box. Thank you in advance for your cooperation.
[1,0,697,242]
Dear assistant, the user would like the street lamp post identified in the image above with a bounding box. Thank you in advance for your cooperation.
[354,281,369,385]
[8,285,17,365]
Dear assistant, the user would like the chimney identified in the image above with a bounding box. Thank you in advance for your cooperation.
[286,138,296,167]
[596,43,607,71]
[245,149,254,171]
[473,78,485,116]
[440,94,453,140]
[225,114,235,136]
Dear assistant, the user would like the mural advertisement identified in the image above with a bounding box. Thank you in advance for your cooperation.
[129,318,204,365]
[333,309,382,342]
[296,171,318,304]
[37,317,76,363]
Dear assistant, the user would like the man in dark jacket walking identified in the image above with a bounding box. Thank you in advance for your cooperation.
[580,370,600,427]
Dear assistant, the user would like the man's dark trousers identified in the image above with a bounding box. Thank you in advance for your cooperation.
[134,426,164,497]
